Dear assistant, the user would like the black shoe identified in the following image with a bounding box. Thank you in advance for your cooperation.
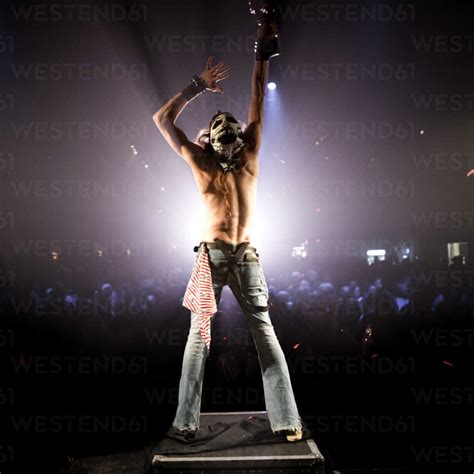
[181,428,197,441]
[169,426,197,441]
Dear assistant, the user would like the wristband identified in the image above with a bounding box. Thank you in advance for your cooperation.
[182,75,207,101]
[255,35,280,61]
[191,75,207,91]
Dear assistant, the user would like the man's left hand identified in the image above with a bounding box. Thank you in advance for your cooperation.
[200,56,230,94]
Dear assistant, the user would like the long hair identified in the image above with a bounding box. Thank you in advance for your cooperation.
[195,128,230,214]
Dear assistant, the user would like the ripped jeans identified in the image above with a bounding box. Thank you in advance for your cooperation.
[172,241,303,434]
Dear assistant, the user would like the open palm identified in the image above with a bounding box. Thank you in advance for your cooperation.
[200,56,230,93]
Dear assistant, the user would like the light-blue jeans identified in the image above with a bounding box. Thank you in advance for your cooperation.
[172,241,303,434]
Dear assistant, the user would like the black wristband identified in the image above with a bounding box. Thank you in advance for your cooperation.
[255,36,280,61]
[182,75,207,101]
[191,75,207,91]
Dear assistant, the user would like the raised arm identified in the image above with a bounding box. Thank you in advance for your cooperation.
[244,21,278,154]
[152,57,229,166]
[244,60,269,153]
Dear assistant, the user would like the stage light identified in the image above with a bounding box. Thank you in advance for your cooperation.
[292,242,307,259]
[367,249,385,256]
[267,82,276,90]
[366,249,386,264]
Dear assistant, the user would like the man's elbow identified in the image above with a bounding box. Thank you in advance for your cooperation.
[152,111,164,126]
[153,111,171,131]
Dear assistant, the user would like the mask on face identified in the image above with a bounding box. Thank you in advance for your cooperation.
[209,111,245,173]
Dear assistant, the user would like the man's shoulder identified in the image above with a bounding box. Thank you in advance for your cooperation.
[188,149,216,175]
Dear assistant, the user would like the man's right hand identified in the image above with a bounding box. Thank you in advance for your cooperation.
[200,56,230,93]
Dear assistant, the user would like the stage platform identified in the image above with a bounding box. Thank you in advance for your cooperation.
[152,411,324,473]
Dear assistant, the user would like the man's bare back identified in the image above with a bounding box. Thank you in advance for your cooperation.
[192,148,259,246]
[153,51,271,247]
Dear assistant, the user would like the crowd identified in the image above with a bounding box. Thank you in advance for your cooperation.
[1,252,473,429]
[1,253,473,349]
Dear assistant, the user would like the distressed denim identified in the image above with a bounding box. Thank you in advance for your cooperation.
[172,241,303,434]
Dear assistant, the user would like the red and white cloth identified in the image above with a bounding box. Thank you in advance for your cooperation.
[182,244,217,354]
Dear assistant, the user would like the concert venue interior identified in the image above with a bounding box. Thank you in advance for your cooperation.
[1,0,473,472]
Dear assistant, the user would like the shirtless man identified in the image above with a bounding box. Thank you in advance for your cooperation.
[153,22,303,442]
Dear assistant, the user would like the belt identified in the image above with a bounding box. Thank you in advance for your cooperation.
[206,241,257,253]
[194,240,257,255]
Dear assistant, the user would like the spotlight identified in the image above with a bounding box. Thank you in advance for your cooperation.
[366,249,386,265]
[291,241,308,259]
[267,82,276,90]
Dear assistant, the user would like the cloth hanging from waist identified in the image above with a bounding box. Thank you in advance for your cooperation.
[182,243,218,356]
[182,240,260,356]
